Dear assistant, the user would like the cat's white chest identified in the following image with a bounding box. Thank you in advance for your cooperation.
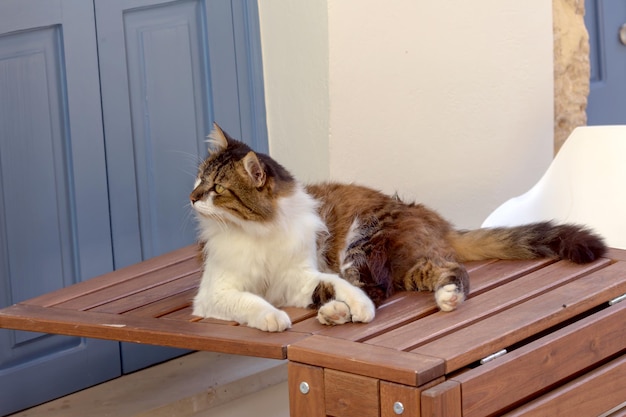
[209,226,309,282]
[195,186,326,308]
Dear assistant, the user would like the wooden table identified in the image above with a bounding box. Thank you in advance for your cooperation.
[1,246,625,416]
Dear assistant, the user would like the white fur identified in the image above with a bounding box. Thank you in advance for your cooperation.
[191,183,375,331]
[435,284,464,312]
[338,218,360,275]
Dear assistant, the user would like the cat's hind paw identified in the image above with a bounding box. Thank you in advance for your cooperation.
[249,309,292,332]
[435,284,465,312]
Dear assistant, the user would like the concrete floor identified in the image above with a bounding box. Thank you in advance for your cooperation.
[9,352,289,417]
[191,381,289,417]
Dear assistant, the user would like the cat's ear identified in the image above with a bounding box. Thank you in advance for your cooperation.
[243,151,266,188]
[206,122,228,154]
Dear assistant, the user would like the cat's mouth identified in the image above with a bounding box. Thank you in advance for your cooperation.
[192,203,241,227]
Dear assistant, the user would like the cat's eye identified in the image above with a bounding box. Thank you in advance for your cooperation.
[214,184,226,194]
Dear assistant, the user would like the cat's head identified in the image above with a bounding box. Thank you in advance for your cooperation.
[190,123,295,226]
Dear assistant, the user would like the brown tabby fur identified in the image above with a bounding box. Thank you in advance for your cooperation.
[307,183,607,307]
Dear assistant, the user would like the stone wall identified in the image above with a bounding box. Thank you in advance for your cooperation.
[553,0,590,153]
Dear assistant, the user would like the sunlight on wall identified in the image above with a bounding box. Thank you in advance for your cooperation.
[259,1,554,228]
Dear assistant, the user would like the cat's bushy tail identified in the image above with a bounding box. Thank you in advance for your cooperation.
[450,221,607,264]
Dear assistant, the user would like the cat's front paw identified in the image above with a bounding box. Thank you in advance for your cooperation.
[348,297,375,323]
[435,284,465,312]
[248,309,292,332]
[317,300,352,325]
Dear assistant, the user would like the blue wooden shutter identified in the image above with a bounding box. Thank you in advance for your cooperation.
[0,1,120,414]
[95,0,268,372]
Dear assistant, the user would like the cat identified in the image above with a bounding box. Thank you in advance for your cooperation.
[190,123,607,332]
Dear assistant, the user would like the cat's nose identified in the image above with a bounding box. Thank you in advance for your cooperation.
[191,184,211,204]
[190,189,203,204]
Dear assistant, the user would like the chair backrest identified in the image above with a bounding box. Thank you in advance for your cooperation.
[482,125,626,249]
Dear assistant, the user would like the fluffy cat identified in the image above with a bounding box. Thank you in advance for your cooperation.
[190,124,607,332]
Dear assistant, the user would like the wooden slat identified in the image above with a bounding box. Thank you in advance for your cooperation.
[198,317,239,325]
[288,363,326,417]
[451,297,626,417]
[421,380,462,417]
[460,258,499,272]
[380,381,422,417]
[282,307,317,324]
[123,289,196,318]
[503,354,626,417]
[380,378,445,417]
[411,261,626,373]
[0,303,308,359]
[605,248,626,262]
[22,244,199,307]
[288,335,444,386]
[159,305,199,321]
[307,291,436,341]
[89,273,198,314]
[465,258,556,296]
[608,406,626,417]
[52,259,200,310]
[367,258,610,350]
[324,369,379,417]
[297,259,557,343]
[156,306,315,326]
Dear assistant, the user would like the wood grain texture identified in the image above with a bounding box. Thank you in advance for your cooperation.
[380,378,444,417]
[325,369,379,417]
[0,248,625,416]
[53,259,201,311]
[123,289,196,318]
[288,335,444,386]
[380,381,422,417]
[452,297,626,417]
[463,258,556,296]
[421,380,462,417]
[411,261,626,372]
[503,354,626,417]
[367,259,609,351]
[288,362,326,417]
[20,244,199,307]
[606,248,626,262]
[0,304,307,359]
[89,273,198,314]
[312,291,436,342]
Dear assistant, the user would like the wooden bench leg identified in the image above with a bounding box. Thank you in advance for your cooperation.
[289,362,325,417]
[324,369,379,417]
[421,380,462,417]
[380,378,445,417]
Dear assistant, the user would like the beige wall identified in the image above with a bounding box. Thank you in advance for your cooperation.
[258,1,554,228]
[257,2,330,183]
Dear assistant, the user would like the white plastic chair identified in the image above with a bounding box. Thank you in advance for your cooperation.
[482,125,626,250]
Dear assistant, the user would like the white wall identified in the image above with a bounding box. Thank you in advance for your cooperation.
[258,1,554,229]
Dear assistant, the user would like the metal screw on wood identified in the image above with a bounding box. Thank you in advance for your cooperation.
[299,381,310,394]
[393,401,405,414]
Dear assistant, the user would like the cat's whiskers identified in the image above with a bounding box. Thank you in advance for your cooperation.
[181,202,200,236]
[205,211,229,232]
[164,149,207,179]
